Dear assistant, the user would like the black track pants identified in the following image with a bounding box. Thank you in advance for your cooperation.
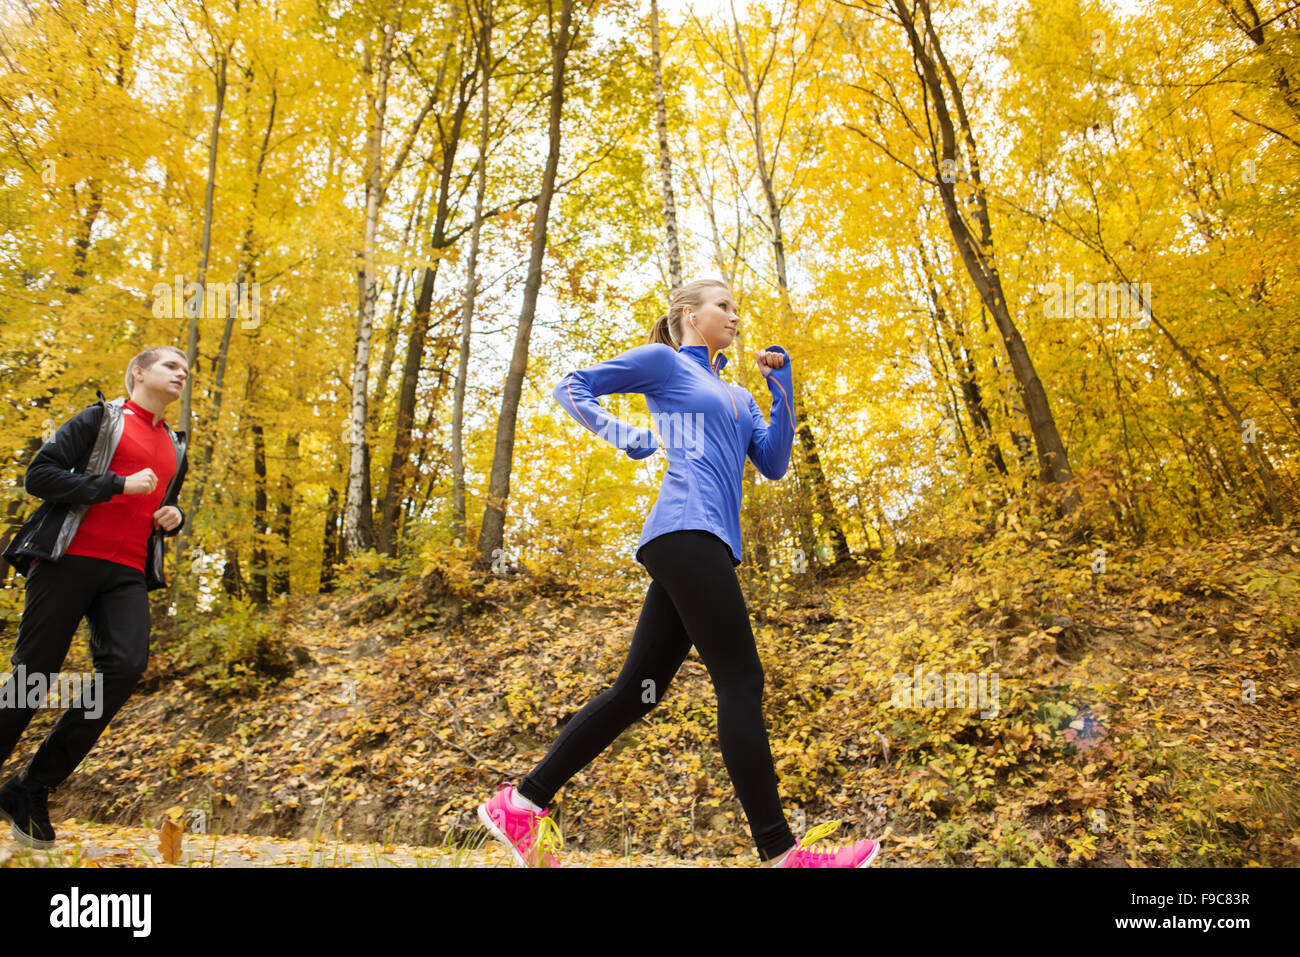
[518,529,797,861]
[0,554,150,790]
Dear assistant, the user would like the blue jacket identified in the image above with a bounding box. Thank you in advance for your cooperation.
[553,342,795,567]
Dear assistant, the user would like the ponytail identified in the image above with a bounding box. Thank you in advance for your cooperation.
[647,313,677,347]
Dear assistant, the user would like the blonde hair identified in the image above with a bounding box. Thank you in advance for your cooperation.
[125,345,188,396]
[646,279,732,348]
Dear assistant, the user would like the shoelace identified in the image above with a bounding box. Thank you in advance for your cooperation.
[529,813,564,867]
[793,819,844,866]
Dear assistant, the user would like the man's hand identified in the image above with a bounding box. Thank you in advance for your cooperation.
[153,506,182,532]
[124,468,158,495]
[755,349,787,376]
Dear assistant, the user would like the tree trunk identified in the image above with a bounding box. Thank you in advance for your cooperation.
[238,365,269,604]
[891,0,1079,513]
[179,43,230,441]
[916,240,1007,479]
[250,423,269,605]
[170,41,233,607]
[375,171,432,407]
[650,0,682,289]
[179,78,277,571]
[725,7,852,565]
[221,541,243,599]
[476,0,574,569]
[453,0,494,544]
[273,424,298,597]
[343,16,395,557]
[343,0,442,555]
[65,179,102,297]
[376,7,474,556]
[321,483,341,593]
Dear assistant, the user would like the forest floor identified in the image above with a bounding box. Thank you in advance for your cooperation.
[0,821,747,868]
[2,520,1297,868]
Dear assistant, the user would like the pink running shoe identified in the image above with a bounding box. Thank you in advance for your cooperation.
[775,819,881,868]
[476,782,563,868]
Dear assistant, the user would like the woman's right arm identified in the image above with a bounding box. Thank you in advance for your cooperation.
[553,343,677,459]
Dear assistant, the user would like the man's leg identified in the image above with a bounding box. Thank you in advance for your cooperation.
[22,561,149,790]
[517,577,694,809]
[0,557,98,775]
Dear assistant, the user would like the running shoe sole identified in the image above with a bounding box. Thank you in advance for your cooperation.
[0,808,55,849]
[477,801,531,867]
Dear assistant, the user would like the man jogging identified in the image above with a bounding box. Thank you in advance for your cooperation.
[0,345,190,847]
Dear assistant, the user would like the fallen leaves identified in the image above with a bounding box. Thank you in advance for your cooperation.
[158,813,184,866]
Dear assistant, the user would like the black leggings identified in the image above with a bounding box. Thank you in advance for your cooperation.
[0,554,151,790]
[518,529,796,861]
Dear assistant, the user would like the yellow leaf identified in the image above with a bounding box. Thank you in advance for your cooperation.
[158,818,183,866]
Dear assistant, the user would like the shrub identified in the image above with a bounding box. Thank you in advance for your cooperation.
[171,597,293,697]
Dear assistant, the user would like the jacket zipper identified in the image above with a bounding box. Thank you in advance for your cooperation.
[708,352,738,420]
[150,429,187,583]
[26,399,109,551]
[52,399,123,558]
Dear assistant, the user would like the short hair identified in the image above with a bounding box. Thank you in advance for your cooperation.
[125,346,188,396]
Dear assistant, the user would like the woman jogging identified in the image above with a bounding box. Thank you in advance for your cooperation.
[476,279,881,869]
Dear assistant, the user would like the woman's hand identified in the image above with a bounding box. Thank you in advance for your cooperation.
[625,426,659,460]
[755,348,787,377]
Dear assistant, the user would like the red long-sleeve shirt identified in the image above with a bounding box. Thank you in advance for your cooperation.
[64,398,178,573]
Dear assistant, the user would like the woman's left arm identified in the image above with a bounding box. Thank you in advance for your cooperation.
[745,345,795,480]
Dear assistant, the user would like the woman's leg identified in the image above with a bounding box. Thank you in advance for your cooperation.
[517,577,693,809]
[639,530,797,862]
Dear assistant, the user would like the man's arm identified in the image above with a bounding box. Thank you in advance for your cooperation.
[24,404,122,505]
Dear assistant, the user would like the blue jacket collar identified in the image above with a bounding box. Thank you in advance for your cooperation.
[679,344,728,377]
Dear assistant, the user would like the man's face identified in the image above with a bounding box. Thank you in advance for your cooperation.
[134,352,189,404]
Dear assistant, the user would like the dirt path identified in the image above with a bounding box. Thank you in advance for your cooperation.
[0,820,754,868]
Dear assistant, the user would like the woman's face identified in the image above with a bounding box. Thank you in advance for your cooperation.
[684,286,740,350]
